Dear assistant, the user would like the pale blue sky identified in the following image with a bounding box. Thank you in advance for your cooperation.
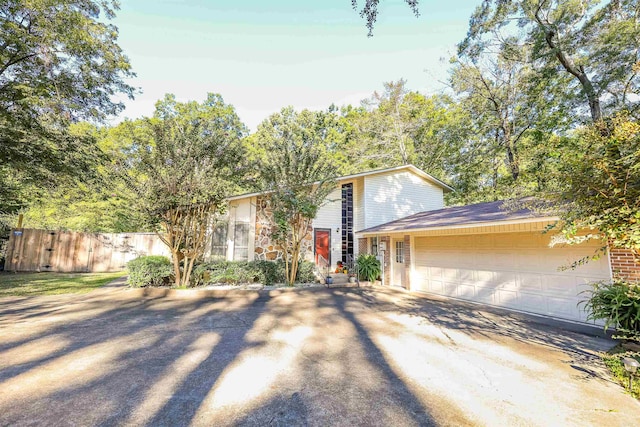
[112,0,477,130]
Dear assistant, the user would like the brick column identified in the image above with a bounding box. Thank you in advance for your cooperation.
[404,234,411,290]
[609,248,640,282]
[381,236,391,286]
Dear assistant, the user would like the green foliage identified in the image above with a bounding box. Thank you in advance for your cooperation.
[0,1,134,220]
[357,253,381,282]
[192,260,317,286]
[557,115,640,256]
[295,260,317,283]
[253,107,338,285]
[193,261,265,286]
[602,348,640,398]
[124,94,248,287]
[126,256,173,288]
[459,0,640,123]
[352,0,420,37]
[0,271,126,297]
[582,279,640,341]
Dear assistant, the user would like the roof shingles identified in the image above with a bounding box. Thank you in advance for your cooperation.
[357,200,552,234]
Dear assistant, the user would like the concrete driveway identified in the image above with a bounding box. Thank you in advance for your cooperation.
[0,285,639,426]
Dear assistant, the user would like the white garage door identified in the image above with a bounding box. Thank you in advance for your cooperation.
[413,232,611,322]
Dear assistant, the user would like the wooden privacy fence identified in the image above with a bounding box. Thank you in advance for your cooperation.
[4,229,169,273]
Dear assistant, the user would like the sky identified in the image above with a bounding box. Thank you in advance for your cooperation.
[111,0,478,131]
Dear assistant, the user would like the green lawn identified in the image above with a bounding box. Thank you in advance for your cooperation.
[0,271,126,297]
[603,345,640,399]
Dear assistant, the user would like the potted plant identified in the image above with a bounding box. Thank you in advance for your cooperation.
[348,273,356,283]
[356,253,381,284]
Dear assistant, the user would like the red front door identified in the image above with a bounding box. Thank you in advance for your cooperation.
[314,229,330,266]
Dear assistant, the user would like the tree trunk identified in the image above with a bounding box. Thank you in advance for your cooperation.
[172,249,181,287]
[534,10,603,123]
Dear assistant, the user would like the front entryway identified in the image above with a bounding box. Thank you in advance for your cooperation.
[314,228,331,267]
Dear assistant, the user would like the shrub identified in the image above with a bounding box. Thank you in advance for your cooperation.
[296,261,317,283]
[582,279,640,341]
[253,260,283,286]
[357,253,381,282]
[126,256,173,287]
[193,261,265,286]
[192,259,318,286]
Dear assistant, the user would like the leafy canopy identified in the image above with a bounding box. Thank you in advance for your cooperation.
[253,107,339,285]
[125,94,247,287]
[0,0,134,221]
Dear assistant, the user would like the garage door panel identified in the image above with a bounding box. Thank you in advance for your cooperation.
[548,297,583,319]
[495,272,517,289]
[475,287,495,304]
[443,282,458,297]
[518,273,543,291]
[496,289,519,307]
[519,292,547,312]
[457,283,476,299]
[441,268,458,281]
[476,270,495,284]
[414,232,611,323]
[544,275,578,295]
[429,279,445,294]
[459,268,474,282]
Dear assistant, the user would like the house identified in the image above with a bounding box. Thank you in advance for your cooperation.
[212,164,639,325]
[209,165,452,267]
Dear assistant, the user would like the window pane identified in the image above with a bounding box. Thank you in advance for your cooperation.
[395,241,404,263]
[370,237,378,255]
[234,222,250,261]
[210,221,228,260]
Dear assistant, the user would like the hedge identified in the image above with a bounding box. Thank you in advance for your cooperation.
[126,255,173,287]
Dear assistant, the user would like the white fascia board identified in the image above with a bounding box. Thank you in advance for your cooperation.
[355,216,560,236]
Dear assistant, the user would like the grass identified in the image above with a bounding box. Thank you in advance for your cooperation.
[602,345,640,399]
[0,271,126,297]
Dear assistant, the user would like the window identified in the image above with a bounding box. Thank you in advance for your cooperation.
[210,221,228,260]
[341,183,354,262]
[370,236,378,256]
[395,241,404,263]
[233,221,250,261]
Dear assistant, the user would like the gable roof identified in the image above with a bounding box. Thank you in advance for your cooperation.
[357,199,557,234]
[227,164,453,201]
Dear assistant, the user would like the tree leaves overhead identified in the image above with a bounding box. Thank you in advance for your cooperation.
[131,93,247,220]
[556,114,640,256]
[0,0,134,222]
[252,107,339,285]
[459,0,640,123]
[351,0,420,36]
[0,0,135,123]
[122,94,248,286]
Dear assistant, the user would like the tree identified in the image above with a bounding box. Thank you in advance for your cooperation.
[0,1,134,221]
[556,114,640,260]
[351,0,420,36]
[19,122,146,232]
[127,94,247,287]
[460,0,640,124]
[359,79,417,165]
[252,108,338,286]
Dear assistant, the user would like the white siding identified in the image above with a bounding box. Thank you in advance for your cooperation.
[314,187,342,265]
[364,171,444,229]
